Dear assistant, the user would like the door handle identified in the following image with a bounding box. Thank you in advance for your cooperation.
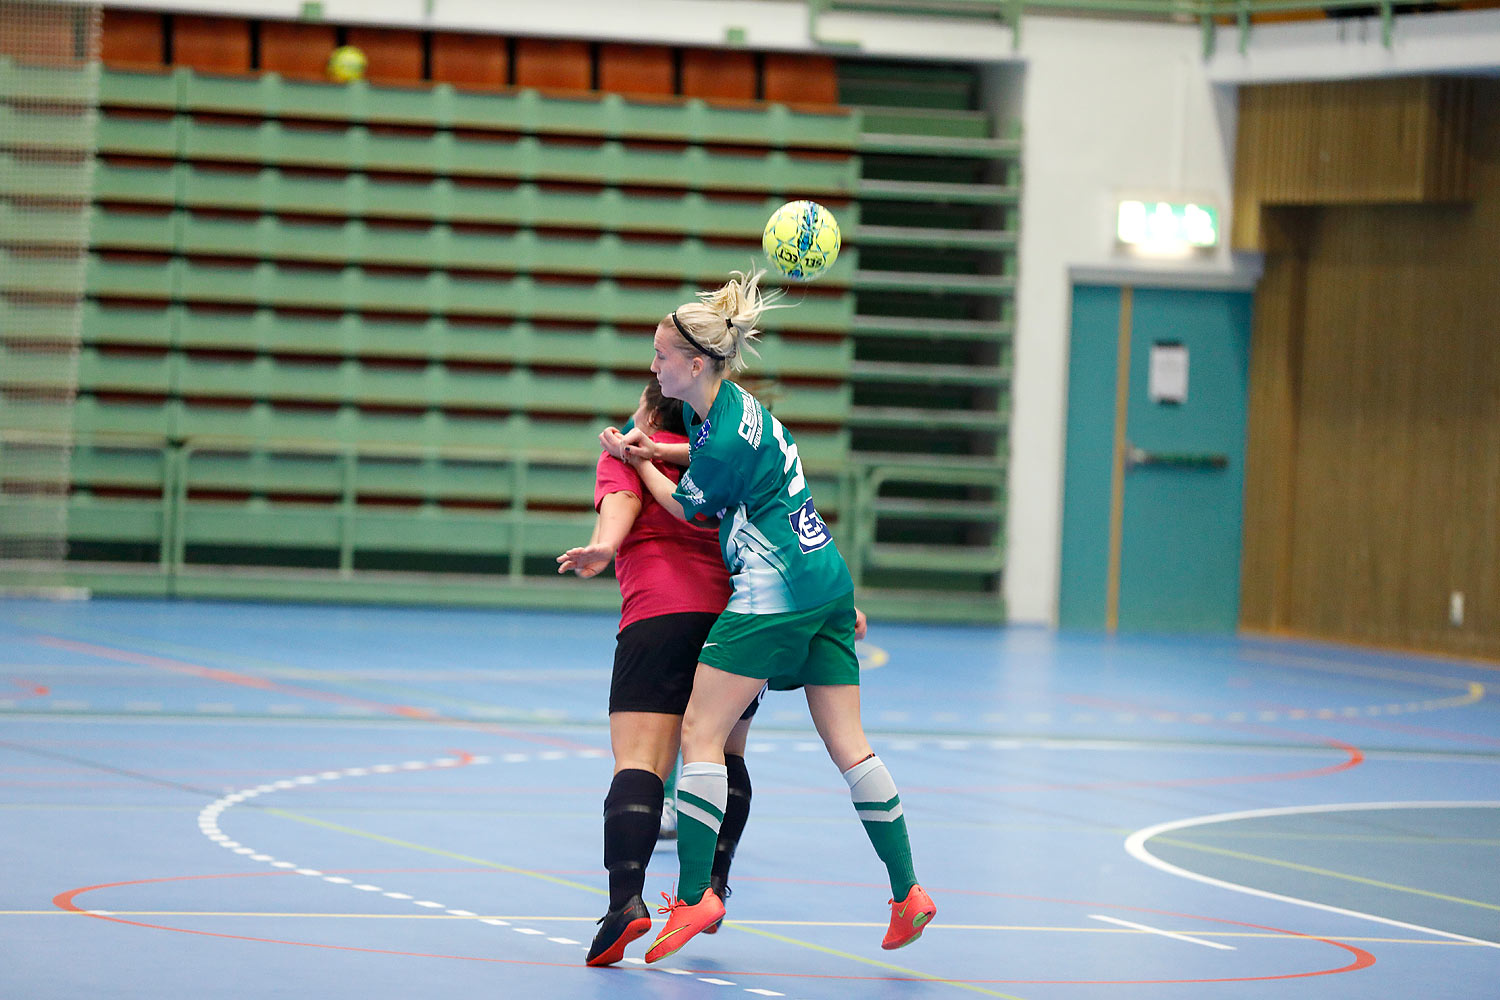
[1125,444,1228,471]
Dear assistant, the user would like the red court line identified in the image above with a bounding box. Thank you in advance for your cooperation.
[907,740,1362,796]
[923,896,1377,985]
[1242,629,1500,672]
[34,635,593,751]
[6,679,51,700]
[53,872,589,970]
[37,636,429,713]
[52,870,1376,986]
[929,692,1367,796]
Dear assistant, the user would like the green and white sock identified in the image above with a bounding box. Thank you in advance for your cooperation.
[844,754,917,899]
[675,761,727,905]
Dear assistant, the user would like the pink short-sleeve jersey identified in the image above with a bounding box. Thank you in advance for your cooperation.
[594,431,731,630]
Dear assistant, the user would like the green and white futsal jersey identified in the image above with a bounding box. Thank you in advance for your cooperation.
[673,381,853,614]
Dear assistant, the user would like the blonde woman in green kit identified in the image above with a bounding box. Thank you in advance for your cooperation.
[602,270,935,964]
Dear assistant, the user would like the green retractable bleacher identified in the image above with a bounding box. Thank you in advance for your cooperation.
[56,64,860,602]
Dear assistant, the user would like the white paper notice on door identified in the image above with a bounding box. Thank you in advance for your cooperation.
[1149,341,1188,405]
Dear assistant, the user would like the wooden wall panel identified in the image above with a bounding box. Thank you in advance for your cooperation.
[513,38,591,92]
[345,27,423,85]
[431,32,507,89]
[598,44,673,98]
[172,15,251,74]
[260,21,337,81]
[763,53,838,106]
[1233,76,1474,251]
[101,9,164,68]
[681,49,755,102]
[1238,219,1305,631]
[1242,81,1500,657]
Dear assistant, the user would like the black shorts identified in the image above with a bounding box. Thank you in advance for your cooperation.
[611,611,764,720]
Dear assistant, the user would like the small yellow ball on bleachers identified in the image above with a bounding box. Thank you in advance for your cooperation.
[327,45,368,84]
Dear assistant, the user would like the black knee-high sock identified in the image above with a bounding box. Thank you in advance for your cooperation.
[711,753,751,886]
[603,768,664,909]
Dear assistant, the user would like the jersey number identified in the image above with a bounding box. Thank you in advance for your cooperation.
[768,413,806,496]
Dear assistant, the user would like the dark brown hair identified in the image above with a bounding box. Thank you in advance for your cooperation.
[642,376,686,436]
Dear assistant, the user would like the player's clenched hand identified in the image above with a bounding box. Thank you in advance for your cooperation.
[854,606,868,641]
[618,427,656,464]
[599,426,628,461]
[557,544,615,578]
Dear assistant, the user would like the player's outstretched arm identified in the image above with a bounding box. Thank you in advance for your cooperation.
[557,490,641,577]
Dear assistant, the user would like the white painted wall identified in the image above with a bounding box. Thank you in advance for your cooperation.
[1004,19,1248,624]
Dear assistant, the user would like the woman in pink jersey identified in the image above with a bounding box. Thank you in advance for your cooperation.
[557,377,759,967]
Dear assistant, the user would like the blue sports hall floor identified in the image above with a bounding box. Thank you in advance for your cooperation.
[2,597,1497,1000]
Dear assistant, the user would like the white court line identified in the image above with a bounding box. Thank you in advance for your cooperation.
[1125,801,1500,949]
[1088,913,1234,950]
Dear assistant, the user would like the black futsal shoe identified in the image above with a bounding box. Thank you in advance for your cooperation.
[585,895,652,967]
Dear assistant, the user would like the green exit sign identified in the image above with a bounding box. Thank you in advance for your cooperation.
[1117,200,1219,249]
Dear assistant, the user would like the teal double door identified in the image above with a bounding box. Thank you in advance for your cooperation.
[1059,282,1253,633]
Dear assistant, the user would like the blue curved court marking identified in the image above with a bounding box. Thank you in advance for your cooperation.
[2,597,1499,1000]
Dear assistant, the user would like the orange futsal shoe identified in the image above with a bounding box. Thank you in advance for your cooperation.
[882,884,936,950]
[702,878,731,934]
[643,888,724,964]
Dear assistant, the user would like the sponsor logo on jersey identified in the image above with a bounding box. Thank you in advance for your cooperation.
[736,388,763,448]
[694,418,712,449]
[787,498,831,553]
[679,472,706,504]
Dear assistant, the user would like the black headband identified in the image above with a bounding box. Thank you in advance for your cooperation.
[671,311,734,361]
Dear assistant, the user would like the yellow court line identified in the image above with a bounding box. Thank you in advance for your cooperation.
[1242,649,1488,700]
[729,923,1027,1000]
[736,927,1486,945]
[1241,629,1500,672]
[268,807,1023,998]
[264,807,605,897]
[1159,836,1500,911]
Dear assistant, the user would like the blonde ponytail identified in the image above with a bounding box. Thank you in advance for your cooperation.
[669,269,784,373]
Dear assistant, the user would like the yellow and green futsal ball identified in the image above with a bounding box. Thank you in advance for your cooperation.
[327,45,368,83]
[763,200,841,281]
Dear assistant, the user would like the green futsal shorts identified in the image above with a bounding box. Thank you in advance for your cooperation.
[698,591,859,689]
